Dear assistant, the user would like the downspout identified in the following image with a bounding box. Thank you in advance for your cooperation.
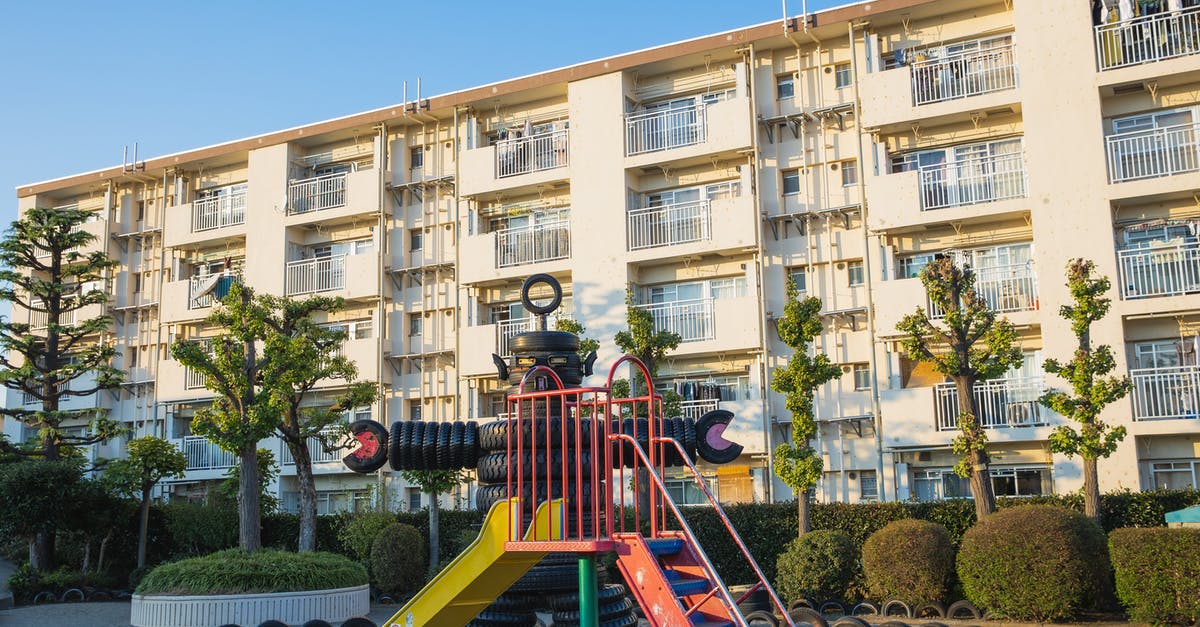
[848,20,889,501]
[452,106,467,506]
[154,170,169,440]
[376,123,388,510]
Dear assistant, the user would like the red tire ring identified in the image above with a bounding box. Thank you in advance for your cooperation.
[342,419,388,473]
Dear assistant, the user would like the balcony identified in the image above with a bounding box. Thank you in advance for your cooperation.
[1130,365,1199,421]
[496,219,571,268]
[495,129,569,178]
[860,49,1020,129]
[187,274,240,310]
[184,366,206,390]
[627,200,710,251]
[192,190,246,232]
[281,427,344,465]
[929,262,1039,317]
[623,96,752,169]
[1117,242,1200,299]
[639,299,714,343]
[288,173,346,215]
[1095,7,1200,71]
[28,306,75,331]
[910,44,1018,106]
[626,104,707,156]
[917,152,1028,211]
[933,376,1050,431]
[177,436,235,471]
[497,318,533,357]
[284,169,379,224]
[286,255,346,296]
[1106,122,1200,183]
[678,399,719,420]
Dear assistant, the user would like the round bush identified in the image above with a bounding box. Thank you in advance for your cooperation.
[370,523,426,595]
[862,519,953,606]
[957,505,1110,620]
[135,549,367,595]
[337,512,397,563]
[775,530,858,603]
[1109,527,1200,626]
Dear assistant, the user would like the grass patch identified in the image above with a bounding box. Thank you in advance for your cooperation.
[136,548,367,595]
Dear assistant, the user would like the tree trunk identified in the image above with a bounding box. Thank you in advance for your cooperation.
[31,532,54,572]
[97,530,111,574]
[294,439,318,552]
[797,489,811,536]
[954,376,996,519]
[137,485,152,568]
[81,541,91,573]
[428,492,441,576]
[1083,455,1101,523]
[237,445,262,552]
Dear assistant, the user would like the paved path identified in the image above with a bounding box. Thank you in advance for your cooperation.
[0,557,14,611]
[0,601,418,626]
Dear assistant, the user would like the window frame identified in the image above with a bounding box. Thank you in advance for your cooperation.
[781,169,801,196]
[847,261,865,287]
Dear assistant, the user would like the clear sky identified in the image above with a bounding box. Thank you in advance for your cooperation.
[0,0,846,222]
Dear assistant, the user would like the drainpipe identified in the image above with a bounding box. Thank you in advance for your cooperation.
[154,170,170,439]
[376,123,388,510]
[848,20,889,502]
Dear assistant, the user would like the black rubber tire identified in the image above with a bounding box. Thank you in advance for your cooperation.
[744,610,780,626]
[552,596,634,622]
[484,593,533,612]
[820,600,846,617]
[474,480,596,512]
[946,600,981,620]
[789,606,829,627]
[341,419,388,473]
[923,622,949,627]
[508,330,579,353]
[680,416,698,462]
[258,622,289,627]
[476,450,594,483]
[609,417,649,468]
[407,421,426,470]
[422,421,438,470]
[915,602,947,618]
[479,418,600,452]
[789,598,814,611]
[340,618,376,627]
[557,613,637,627]
[695,409,743,464]
[462,421,480,466]
[520,273,562,315]
[303,621,334,627]
[658,417,678,466]
[470,608,535,624]
[508,563,584,592]
[830,617,870,627]
[437,422,454,470]
[881,600,911,618]
[550,583,628,611]
[388,421,404,471]
[449,421,466,469]
[879,621,910,627]
[851,601,879,616]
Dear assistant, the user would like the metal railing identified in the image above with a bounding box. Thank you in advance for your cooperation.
[627,199,712,250]
[625,103,708,156]
[910,44,1018,105]
[639,299,714,343]
[1117,241,1200,299]
[934,376,1049,431]
[29,306,76,330]
[1095,6,1200,71]
[1130,365,1199,420]
[929,262,1038,317]
[495,219,571,268]
[188,274,240,310]
[678,398,720,420]
[192,190,246,232]
[1106,122,1200,183]
[281,427,344,464]
[918,152,1027,210]
[496,318,533,357]
[180,436,235,470]
[287,173,347,215]
[22,381,68,405]
[495,128,570,178]
[285,255,346,296]
[184,366,206,390]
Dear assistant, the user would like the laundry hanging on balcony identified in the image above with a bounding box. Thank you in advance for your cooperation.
[190,274,220,307]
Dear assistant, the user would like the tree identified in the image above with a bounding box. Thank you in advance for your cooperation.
[172,283,284,552]
[217,447,280,514]
[898,257,1023,520]
[772,278,841,535]
[0,459,83,570]
[1040,259,1131,523]
[553,315,600,360]
[0,206,124,570]
[401,469,470,576]
[103,436,187,568]
[263,294,375,552]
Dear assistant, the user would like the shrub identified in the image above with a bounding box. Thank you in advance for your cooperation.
[957,505,1111,620]
[862,519,953,606]
[135,548,367,595]
[337,512,397,564]
[370,523,425,595]
[1109,527,1200,626]
[162,502,238,556]
[775,530,857,603]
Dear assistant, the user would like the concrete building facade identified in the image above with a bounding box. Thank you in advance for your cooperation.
[7,0,1200,513]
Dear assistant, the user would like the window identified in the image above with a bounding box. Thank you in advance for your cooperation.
[410,229,423,251]
[1121,219,1199,249]
[709,277,747,299]
[898,253,938,279]
[1150,460,1198,489]
[990,467,1051,497]
[406,488,422,512]
[890,137,1022,173]
[788,267,807,295]
[912,469,972,501]
[409,401,422,422]
[314,490,370,516]
[847,261,865,287]
[776,74,795,100]
[353,320,373,340]
[840,160,858,186]
[834,63,852,89]
[409,314,423,336]
[852,364,870,390]
[410,146,424,170]
[782,169,801,196]
[665,475,718,505]
[859,470,878,501]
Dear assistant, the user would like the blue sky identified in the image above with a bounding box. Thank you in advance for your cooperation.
[0,1,844,222]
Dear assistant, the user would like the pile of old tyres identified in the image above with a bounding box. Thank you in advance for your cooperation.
[468,569,639,626]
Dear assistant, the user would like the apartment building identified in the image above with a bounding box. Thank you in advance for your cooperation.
[8,0,1200,513]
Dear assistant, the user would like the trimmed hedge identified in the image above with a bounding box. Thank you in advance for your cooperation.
[775,530,857,604]
[862,519,953,606]
[371,523,425,595]
[957,505,1111,620]
[1110,527,1200,626]
[136,548,367,595]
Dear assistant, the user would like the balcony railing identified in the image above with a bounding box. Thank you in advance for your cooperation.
[639,299,714,343]
[934,376,1049,431]
[1117,242,1200,299]
[285,255,346,296]
[192,190,247,232]
[29,305,76,330]
[1095,6,1200,71]
[287,173,347,215]
[496,318,533,357]
[1106,122,1200,183]
[495,129,570,178]
[678,399,719,420]
[495,219,571,268]
[918,152,1027,210]
[625,103,708,156]
[188,273,241,310]
[180,436,235,470]
[22,381,68,405]
[184,366,206,390]
[281,427,344,464]
[627,200,712,250]
[1130,365,1199,420]
[911,44,1018,105]
[929,262,1038,317]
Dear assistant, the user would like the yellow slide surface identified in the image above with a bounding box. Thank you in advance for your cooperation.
[383,498,563,627]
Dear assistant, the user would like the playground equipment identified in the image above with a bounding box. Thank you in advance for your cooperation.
[345,274,790,627]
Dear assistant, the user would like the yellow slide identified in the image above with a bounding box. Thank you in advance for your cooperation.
[383,498,563,627]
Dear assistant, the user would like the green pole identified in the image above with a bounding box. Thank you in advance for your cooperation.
[578,554,599,627]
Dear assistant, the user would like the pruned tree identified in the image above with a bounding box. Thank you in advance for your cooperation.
[172,283,283,552]
[1040,259,1130,523]
[897,257,1023,520]
[0,459,83,571]
[614,287,681,391]
[772,277,841,535]
[401,468,470,576]
[263,294,375,552]
[103,436,187,568]
[553,315,600,360]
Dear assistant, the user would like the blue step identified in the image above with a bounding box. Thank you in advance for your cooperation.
[645,537,685,556]
[691,622,733,627]
[670,575,711,597]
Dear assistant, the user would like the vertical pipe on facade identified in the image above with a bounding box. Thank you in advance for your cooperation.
[452,106,466,506]
[848,20,889,501]
[376,123,388,509]
[154,170,170,439]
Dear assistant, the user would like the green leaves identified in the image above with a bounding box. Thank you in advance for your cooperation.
[104,436,188,496]
[614,287,681,378]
